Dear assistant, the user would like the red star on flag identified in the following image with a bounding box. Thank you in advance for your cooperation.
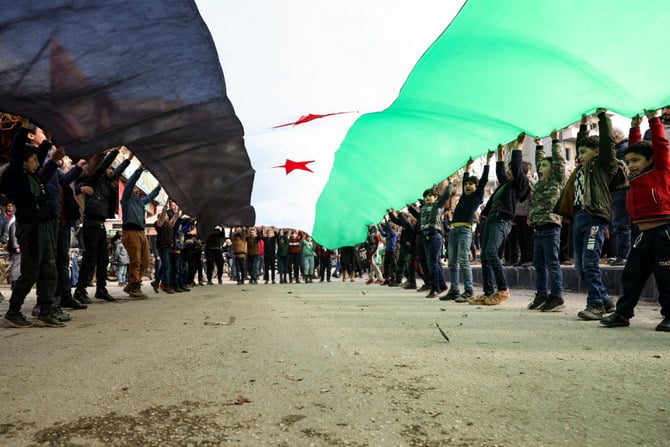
[273,159,315,175]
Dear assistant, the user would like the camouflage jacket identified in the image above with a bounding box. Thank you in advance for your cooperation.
[529,140,565,226]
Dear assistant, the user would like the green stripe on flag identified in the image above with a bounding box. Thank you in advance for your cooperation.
[313,0,670,248]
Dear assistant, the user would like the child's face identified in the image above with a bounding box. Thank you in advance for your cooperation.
[624,152,652,177]
[23,154,39,173]
[423,193,437,204]
[463,181,476,195]
[577,146,599,165]
[28,127,47,146]
[538,159,553,180]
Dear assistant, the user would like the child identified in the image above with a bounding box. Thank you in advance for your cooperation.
[232,232,247,285]
[554,109,617,320]
[301,234,316,283]
[470,134,530,306]
[2,122,65,327]
[114,233,130,287]
[443,151,492,302]
[527,131,566,312]
[601,109,670,331]
[378,218,398,286]
[420,178,454,298]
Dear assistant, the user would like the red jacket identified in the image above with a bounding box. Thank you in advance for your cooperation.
[627,117,670,224]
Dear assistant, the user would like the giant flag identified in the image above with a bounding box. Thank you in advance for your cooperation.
[310,0,670,248]
[3,1,670,249]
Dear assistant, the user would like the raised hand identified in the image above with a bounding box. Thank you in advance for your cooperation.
[644,109,658,119]
[631,114,642,128]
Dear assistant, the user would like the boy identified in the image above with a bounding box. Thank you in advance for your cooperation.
[420,178,453,298]
[527,131,566,312]
[601,109,670,331]
[378,217,398,286]
[443,151,492,302]
[554,109,617,320]
[231,231,247,285]
[120,160,162,299]
[2,121,65,327]
[469,134,530,306]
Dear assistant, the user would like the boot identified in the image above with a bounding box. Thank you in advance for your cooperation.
[127,282,148,299]
[74,288,93,304]
[343,272,348,282]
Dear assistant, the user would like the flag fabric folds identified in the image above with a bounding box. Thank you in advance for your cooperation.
[312,0,670,248]
[0,0,254,235]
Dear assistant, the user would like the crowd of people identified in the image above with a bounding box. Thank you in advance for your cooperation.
[1,107,669,332]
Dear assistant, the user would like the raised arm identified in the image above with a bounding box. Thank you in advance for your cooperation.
[595,108,616,173]
[550,130,566,184]
[645,108,670,172]
[629,114,642,146]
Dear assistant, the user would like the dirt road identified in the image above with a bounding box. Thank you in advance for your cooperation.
[1,280,668,446]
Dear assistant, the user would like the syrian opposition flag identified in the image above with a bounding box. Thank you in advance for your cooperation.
[303,0,670,248]
[3,0,670,250]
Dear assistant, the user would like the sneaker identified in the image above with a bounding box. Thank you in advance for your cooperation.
[600,312,630,327]
[528,294,548,310]
[440,289,460,301]
[455,290,473,303]
[540,296,565,312]
[151,280,160,294]
[417,284,430,292]
[607,256,627,266]
[577,305,605,320]
[207,280,214,285]
[74,288,92,304]
[36,312,66,327]
[656,317,670,332]
[403,282,417,290]
[61,296,88,310]
[603,299,616,314]
[484,290,510,306]
[52,307,72,322]
[468,294,490,305]
[218,278,223,285]
[425,290,438,298]
[3,311,33,328]
[95,288,116,302]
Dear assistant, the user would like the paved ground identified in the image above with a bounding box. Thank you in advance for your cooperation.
[0,278,668,446]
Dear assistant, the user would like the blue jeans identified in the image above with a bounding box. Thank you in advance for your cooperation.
[448,226,473,293]
[117,264,128,284]
[423,231,446,292]
[610,189,631,258]
[481,216,512,296]
[533,224,562,298]
[247,254,260,280]
[302,255,315,277]
[158,247,171,287]
[170,251,185,289]
[573,210,609,306]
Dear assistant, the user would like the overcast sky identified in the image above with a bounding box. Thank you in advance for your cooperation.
[195,1,466,134]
